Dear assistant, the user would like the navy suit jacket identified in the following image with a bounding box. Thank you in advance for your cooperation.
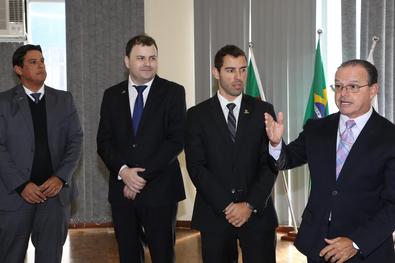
[97,75,186,206]
[0,85,82,210]
[185,94,278,233]
[277,111,395,262]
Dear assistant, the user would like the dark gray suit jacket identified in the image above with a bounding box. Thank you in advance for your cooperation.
[0,85,83,211]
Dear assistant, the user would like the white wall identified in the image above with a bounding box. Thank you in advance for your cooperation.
[144,0,195,220]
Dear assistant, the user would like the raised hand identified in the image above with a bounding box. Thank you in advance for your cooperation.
[264,112,284,147]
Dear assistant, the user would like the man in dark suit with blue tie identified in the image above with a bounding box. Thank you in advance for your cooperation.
[97,34,186,263]
[0,44,83,263]
[265,59,395,263]
[185,45,278,263]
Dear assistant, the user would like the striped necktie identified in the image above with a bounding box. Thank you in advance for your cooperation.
[31,93,41,104]
[336,119,356,179]
[227,103,236,142]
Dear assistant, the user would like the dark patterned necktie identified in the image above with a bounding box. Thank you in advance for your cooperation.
[227,103,236,142]
[31,93,41,104]
[132,85,147,135]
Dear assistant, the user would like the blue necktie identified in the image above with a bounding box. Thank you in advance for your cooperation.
[132,85,147,135]
[31,93,41,104]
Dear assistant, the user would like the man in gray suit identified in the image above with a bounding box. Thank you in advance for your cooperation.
[0,44,83,263]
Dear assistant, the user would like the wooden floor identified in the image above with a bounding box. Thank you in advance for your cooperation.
[25,227,307,263]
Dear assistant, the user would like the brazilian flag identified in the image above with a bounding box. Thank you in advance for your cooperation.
[303,39,329,125]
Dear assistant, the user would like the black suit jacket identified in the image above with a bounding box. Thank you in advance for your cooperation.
[185,94,278,233]
[97,75,186,206]
[277,111,395,262]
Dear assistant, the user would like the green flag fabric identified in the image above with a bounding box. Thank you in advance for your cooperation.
[245,47,266,101]
[303,39,329,125]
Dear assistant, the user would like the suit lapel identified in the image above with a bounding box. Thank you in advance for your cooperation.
[336,111,379,183]
[137,76,162,136]
[119,82,134,136]
[325,113,340,183]
[45,86,57,142]
[12,85,34,141]
[233,95,253,160]
[209,95,235,147]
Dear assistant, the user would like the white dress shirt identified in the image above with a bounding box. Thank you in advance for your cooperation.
[23,85,45,101]
[217,91,242,128]
[118,76,154,179]
[127,76,154,119]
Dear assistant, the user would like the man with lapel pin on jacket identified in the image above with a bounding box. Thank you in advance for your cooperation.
[0,44,83,263]
[265,59,395,262]
[97,34,186,263]
[185,45,278,263]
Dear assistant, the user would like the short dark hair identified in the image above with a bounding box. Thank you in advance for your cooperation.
[12,44,42,67]
[125,34,158,57]
[338,59,378,85]
[214,45,246,71]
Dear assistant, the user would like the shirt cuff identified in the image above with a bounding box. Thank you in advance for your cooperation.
[118,165,128,180]
[352,242,360,250]
[268,141,282,160]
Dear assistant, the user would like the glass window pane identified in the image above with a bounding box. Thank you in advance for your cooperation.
[28,1,66,91]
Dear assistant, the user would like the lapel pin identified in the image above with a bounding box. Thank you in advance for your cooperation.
[244,109,250,114]
[121,90,126,94]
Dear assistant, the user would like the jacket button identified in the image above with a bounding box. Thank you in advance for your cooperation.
[132,144,136,148]
[332,190,338,196]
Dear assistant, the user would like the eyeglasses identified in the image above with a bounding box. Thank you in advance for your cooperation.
[330,83,370,93]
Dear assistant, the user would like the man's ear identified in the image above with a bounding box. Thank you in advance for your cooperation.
[369,83,379,100]
[212,66,220,80]
[13,65,22,76]
[124,56,130,69]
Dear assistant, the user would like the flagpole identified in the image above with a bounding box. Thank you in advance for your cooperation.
[248,41,298,238]
[280,170,298,234]
[367,36,379,111]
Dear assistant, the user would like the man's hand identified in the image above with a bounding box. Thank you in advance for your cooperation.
[319,237,358,263]
[39,176,64,197]
[119,167,146,193]
[21,182,47,204]
[264,112,284,147]
[123,185,137,200]
[224,202,252,228]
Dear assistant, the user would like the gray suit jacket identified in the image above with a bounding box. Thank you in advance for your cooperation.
[0,85,83,211]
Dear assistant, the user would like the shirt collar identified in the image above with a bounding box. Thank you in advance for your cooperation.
[217,91,242,110]
[339,107,373,131]
[128,76,154,90]
[23,85,45,100]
